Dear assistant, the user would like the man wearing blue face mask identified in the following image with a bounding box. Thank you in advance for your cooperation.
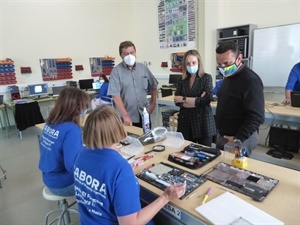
[108,41,158,128]
[215,41,265,156]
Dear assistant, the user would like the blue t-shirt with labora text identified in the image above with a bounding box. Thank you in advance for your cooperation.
[74,148,141,225]
[38,122,83,189]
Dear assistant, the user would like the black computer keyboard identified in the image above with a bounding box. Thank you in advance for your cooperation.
[32,95,50,100]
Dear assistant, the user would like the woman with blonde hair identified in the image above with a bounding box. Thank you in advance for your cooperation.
[74,105,186,225]
[39,87,88,196]
[174,49,216,146]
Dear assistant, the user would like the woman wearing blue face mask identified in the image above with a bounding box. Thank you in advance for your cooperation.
[91,74,112,109]
[39,87,88,196]
[174,50,216,146]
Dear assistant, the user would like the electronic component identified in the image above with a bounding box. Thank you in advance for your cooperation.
[136,162,206,199]
[168,143,221,169]
[203,162,279,202]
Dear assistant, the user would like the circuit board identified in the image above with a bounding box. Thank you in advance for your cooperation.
[203,162,279,202]
[136,162,206,199]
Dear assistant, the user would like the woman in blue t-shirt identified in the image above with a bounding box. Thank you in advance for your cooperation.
[74,105,186,225]
[38,87,88,196]
[91,74,112,109]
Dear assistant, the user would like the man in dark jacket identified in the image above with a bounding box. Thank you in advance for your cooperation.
[215,41,265,156]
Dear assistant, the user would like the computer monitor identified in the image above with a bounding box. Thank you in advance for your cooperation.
[168,74,182,85]
[291,91,300,107]
[78,79,94,91]
[52,86,66,97]
[28,83,49,98]
[268,126,300,153]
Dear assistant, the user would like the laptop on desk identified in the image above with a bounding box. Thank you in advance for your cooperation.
[92,82,102,93]
[291,91,300,107]
[52,86,66,97]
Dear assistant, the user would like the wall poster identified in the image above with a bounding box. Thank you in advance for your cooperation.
[158,0,196,49]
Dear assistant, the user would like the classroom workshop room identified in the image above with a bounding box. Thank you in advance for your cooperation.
[0,1,300,225]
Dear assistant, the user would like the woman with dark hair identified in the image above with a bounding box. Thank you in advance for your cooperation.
[38,87,88,196]
[91,74,112,109]
[174,49,216,146]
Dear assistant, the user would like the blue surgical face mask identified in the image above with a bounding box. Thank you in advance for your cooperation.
[80,109,87,118]
[186,65,198,74]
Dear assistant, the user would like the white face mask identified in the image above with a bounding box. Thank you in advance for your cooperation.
[99,80,104,84]
[124,54,136,66]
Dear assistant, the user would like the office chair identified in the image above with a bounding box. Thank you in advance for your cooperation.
[14,101,44,139]
[161,88,173,97]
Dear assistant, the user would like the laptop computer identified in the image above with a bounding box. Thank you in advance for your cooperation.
[92,82,102,93]
[291,91,300,107]
[52,86,66,97]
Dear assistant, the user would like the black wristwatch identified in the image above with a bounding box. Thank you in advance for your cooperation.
[182,96,186,103]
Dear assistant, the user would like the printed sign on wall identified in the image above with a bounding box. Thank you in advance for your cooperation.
[158,0,196,49]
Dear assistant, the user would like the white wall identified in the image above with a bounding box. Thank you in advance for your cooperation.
[0,1,134,94]
[1,0,300,95]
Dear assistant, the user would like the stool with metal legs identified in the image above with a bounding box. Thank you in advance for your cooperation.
[42,187,78,225]
[0,164,7,188]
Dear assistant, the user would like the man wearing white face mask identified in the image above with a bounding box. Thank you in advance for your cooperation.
[215,41,265,156]
[174,49,216,147]
[108,41,158,128]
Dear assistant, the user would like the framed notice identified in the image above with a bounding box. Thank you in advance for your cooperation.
[158,0,196,49]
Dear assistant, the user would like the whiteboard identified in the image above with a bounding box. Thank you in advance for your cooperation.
[252,23,300,87]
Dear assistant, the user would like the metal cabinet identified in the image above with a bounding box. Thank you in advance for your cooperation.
[215,24,257,81]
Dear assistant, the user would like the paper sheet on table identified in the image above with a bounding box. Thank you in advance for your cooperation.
[195,192,283,225]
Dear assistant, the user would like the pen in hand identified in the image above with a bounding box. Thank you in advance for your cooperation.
[202,187,212,204]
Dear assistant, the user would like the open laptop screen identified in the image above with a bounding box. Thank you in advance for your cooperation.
[52,86,66,97]
[92,82,102,90]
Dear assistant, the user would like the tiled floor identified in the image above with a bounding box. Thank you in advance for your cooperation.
[0,127,79,225]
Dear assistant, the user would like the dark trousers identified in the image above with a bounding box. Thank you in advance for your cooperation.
[190,137,213,147]
[184,126,213,147]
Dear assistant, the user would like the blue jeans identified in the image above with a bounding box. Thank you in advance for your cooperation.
[48,184,75,196]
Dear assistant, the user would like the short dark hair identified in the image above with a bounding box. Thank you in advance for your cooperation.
[119,41,136,55]
[216,40,240,56]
